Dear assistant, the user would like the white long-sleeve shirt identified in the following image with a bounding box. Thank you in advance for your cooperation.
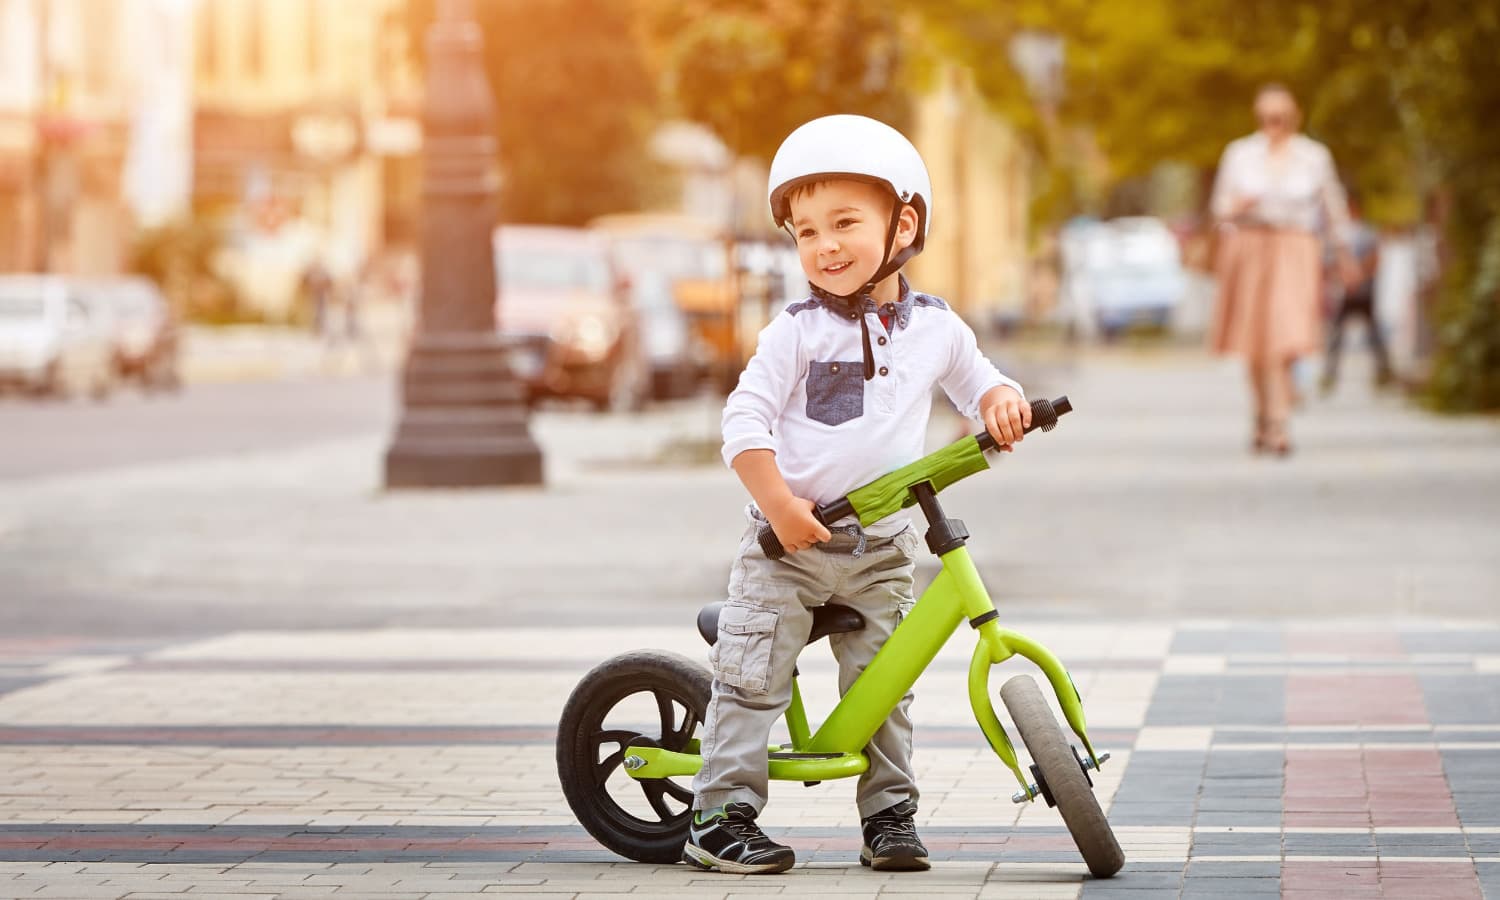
[1210,132,1352,244]
[721,281,1022,536]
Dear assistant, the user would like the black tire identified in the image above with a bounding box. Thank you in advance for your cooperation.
[556,650,711,863]
[1001,674,1124,878]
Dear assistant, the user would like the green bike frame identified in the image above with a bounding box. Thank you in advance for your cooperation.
[623,420,1103,799]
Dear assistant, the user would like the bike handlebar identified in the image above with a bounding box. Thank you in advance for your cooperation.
[758,395,1072,561]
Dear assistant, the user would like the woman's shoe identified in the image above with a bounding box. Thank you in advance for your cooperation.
[1262,421,1292,457]
[1251,416,1270,454]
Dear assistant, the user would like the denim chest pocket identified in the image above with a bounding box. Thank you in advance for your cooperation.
[805,360,865,426]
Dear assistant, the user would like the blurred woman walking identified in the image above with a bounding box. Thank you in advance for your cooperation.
[1210,84,1360,456]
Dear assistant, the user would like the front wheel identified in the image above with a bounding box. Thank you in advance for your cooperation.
[1001,674,1125,878]
[556,650,710,863]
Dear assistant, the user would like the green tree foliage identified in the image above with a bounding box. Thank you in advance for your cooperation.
[642,0,912,161]
[921,0,1499,408]
[407,0,664,225]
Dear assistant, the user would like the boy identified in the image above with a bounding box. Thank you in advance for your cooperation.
[685,115,1031,875]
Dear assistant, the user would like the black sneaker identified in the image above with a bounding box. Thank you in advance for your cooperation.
[682,802,795,874]
[860,799,930,871]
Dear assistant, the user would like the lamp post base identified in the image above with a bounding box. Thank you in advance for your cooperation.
[383,332,543,488]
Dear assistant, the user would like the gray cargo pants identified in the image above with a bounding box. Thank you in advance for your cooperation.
[691,517,921,819]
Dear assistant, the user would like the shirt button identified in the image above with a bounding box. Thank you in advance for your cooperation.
[879,366,889,376]
[830,363,840,374]
[877,336,888,346]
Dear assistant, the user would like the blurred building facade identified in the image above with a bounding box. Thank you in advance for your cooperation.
[195,0,422,317]
[0,0,423,318]
[908,65,1031,327]
[0,0,142,275]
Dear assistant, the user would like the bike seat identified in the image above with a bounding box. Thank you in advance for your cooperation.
[696,601,865,648]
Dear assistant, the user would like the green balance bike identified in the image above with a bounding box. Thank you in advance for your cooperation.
[556,396,1124,877]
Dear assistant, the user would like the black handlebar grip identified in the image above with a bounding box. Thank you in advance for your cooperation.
[758,523,788,561]
[977,395,1072,451]
[1027,395,1068,433]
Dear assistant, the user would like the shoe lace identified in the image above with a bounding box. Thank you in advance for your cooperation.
[721,807,776,847]
[869,809,919,841]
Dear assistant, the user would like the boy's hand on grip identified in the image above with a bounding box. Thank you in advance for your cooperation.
[981,385,1031,451]
[766,496,831,555]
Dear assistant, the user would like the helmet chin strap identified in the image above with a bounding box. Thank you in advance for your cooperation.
[803,200,916,380]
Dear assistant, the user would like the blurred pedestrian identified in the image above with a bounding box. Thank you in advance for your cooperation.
[1209,84,1361,456]
[302,260,335,338]
[1321,188,1394,392]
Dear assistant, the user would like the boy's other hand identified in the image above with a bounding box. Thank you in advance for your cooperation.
[980,385,1031,451]
[766,496,832,555]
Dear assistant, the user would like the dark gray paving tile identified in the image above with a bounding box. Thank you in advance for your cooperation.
[1198,781,1282,801]
[1180,876,1280,897]
[1421,674,1500,725]
[1401,631,1500,654]
[1189,832,1282,856]
[1283,832,1375,855]
[0,675,51,698]
[1108,807,1199,826]
[1185,860,1280,877]
[1080,870,1183,891]
[1374,832,1472,856]
[1194,798,1284,813]
[1171,630,1284,654]
[1476,861,1500,896]
[1442,750,1500,827]
[1193,812,1282,828]
[1116,861,1190,872]
[1145,676,1285,726]
[1204,751,1283,777]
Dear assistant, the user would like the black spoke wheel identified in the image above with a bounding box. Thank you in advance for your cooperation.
[556,650,711,863]
[1001,674,1125,878]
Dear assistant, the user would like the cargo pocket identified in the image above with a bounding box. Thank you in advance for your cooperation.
[806,360,865,426]
[709,604,779,694]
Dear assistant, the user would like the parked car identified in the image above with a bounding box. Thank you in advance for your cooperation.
[77,277,180,390]
[590,214,744,389]
[1058,216,1187,339]
[493,225,647,412]
[0,275,116,400]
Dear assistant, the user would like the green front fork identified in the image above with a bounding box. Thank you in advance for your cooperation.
[968,621,1101,798]
[623,545,1102,789]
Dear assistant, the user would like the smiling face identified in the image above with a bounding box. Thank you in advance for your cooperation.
[788,179,918,301]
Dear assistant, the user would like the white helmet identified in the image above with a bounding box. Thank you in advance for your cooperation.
[767,115,932,253]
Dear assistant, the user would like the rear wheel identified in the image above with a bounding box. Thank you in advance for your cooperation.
[556,650,710,863]
[1001,674,1124,878]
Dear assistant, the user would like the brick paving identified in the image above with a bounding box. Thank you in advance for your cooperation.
[3,344,1497,897]
[2,621,1499,897]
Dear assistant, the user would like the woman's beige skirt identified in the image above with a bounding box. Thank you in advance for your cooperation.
[1211,226,1323,362]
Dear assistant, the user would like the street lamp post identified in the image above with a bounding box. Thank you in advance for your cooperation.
[384,0,543,487]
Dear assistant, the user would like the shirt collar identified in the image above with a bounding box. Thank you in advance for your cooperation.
[809,275,916,330]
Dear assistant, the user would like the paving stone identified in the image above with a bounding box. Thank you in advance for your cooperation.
[4,611,1500,897]
[1188,832,1283,856]
[1282,833,1376,855]
[1183,860,1279,878]
[1179,876,1281,897]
